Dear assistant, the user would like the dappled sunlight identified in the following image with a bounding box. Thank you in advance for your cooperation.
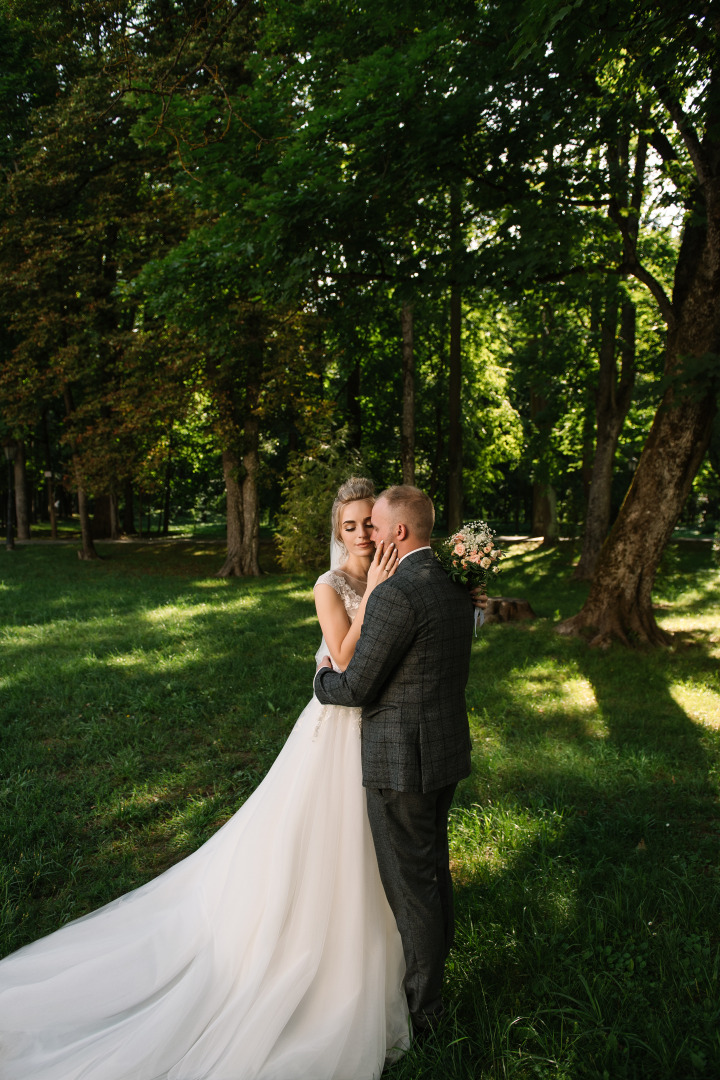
[142,602,214,624]
[480,659,607,743]
[669,684,720,730]
[656,613,720,658]
[449,802,579,939]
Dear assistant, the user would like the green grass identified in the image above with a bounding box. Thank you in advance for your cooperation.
[1,539,719,1079]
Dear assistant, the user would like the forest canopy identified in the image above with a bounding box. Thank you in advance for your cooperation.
[1,0,718,644]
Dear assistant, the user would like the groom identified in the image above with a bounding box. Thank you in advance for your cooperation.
[314,485,474,1040]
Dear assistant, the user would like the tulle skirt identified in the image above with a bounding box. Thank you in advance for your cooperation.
[0,696,409,1079]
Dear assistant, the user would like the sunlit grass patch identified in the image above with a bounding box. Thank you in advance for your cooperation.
[669,684,720,729]
[1,540,719,1077]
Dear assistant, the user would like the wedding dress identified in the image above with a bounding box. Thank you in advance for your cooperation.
[0,570,409,1080]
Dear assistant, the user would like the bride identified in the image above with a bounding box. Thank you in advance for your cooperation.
[0,477,410,1080]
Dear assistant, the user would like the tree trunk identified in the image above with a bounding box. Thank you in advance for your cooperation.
[13,440,30,540]
[77,484,100,560]
[559,93,720,648]
[109,492,120,540]
[534,483,559,542]
[217,417,261,578]
[41,410,58,539]
[447,284,463,531]
[559,388,715,646]
[92,495,114,539]
[63,384,99,559]
[530,389,557,544]
[400,301,415,485]
[239,414,261,576]
[216,448,245,577]
[573,295,637,580]
[122,480,135,534]
[447,187,463,532]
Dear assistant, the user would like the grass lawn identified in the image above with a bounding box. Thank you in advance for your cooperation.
[1,538,718,1079]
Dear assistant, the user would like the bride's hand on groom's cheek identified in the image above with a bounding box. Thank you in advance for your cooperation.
[367,541,398,591]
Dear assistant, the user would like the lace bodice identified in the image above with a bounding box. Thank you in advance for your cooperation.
[314,569,365,623]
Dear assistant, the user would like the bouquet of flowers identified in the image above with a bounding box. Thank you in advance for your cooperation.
[435,520,503,592]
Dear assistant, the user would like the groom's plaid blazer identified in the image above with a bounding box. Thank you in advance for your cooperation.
[314,548,474,793]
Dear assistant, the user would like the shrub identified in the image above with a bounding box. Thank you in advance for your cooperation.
[275,429,369,572]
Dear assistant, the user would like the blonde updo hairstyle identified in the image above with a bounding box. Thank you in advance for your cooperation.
[331,477,376,545]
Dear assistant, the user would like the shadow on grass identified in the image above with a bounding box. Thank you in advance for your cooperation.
[439,613,720,1080]
[2,543,718,1078]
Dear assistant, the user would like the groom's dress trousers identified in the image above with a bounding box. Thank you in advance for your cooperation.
[314,548,474,1030]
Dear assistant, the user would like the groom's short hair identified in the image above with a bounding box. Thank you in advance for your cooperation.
[380,485,435,540]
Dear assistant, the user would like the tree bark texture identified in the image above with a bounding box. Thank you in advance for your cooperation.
[216,416,261,578]
[573,296,636,580]
[217,448,245,577]
[239,415,261,577]
[63,385,99,560]
[216,310,263,578]
[13,440,30,540]
[559,280,718,646]
[400,301,415,486]
[77,484,100,560]
[533,482,558,543]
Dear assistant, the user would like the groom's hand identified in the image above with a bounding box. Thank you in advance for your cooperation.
[316,655,332,672]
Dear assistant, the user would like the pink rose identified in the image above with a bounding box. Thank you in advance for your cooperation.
[454,542,465,556]
[484,544,493,554]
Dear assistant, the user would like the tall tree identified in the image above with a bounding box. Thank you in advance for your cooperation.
[516,0,720,644]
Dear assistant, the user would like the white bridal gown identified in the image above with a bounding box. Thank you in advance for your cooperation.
[0,571,409,1080]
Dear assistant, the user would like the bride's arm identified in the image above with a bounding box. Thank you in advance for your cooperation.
[314,543,398,670]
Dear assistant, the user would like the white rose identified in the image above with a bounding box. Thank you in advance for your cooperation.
[480,556,492,569]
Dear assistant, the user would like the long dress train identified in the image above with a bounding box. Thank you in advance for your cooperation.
[0,571,409,1079]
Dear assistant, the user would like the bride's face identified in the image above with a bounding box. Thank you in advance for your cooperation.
[339,499,374,557]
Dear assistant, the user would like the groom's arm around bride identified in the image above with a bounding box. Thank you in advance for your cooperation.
[313,485,474,1040]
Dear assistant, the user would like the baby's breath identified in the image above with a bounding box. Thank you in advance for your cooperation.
[435,519,503,590]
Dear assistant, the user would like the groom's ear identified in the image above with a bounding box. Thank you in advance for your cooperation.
[396,523,408,541]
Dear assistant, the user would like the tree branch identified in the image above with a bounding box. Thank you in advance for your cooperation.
[608,191,675,328]
[656,85,709,187]
[648,128,678,165]
[618,250,675,327]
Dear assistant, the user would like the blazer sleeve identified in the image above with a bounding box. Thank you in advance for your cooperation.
[313,582,416,708]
